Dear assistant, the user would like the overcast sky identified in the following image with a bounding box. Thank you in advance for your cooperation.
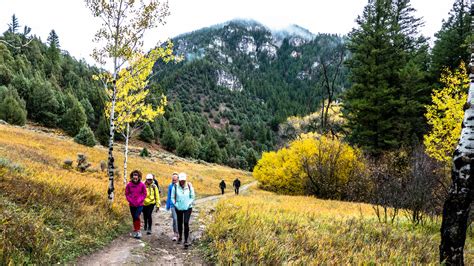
[0,0,454,66]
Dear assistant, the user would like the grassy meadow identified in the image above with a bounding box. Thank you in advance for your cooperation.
[203,188,474,264]
[0,124,252,264]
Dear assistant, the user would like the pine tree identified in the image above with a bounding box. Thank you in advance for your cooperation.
[28,78,59,127]
[74,125,96,147]
[7,14,19,34]
[95,115,109,146]
[80,98,96,128]
[0,94,27,126]
[343,0,428,155]
[47,30,60,49]
[139,123,155,143]
[176,133,199,158]
[431,0,471,81]
[161,127,179,151]
[61,96,87,136]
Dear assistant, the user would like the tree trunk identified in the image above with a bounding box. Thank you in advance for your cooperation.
[123,123,130,184]
[107,80,117,201]
[440,5,474,262]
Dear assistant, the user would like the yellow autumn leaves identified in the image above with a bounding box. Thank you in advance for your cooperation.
[106,41,178,132]
[253,133,365,198]
[424,62,469,166]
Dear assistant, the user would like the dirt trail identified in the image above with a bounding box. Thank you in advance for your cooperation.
[76,181,257,265]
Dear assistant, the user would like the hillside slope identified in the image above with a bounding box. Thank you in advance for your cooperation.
[0,123,252,264]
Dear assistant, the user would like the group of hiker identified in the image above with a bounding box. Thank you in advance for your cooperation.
[125,170,195,248]
[219,178,241,195]
[124,170,241,248]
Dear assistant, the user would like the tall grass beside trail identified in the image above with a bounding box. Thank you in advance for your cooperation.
[0,157,130,264]
[203,189,474,264]
[0,124,253,264]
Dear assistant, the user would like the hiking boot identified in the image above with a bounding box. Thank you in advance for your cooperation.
[135,231,142,239]
[146,230,151,235]
[172,236,177,241]
[184,241,190,248]
[177,237,182,244]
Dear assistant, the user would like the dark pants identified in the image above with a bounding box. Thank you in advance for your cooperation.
[130,206,143,232]
[234,187,239,195]
[176,208,193,242]
[221,188,225,195]
[142,204,155,231]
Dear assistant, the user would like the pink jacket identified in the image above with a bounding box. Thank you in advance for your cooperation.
[125,181,147,207]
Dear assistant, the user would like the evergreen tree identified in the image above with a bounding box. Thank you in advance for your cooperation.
[61,96,87,136]
[7,14,19,34]
[201,138,222,163]
[95,115,110,146]
[0,94,27,126]
[140,147,150,157]
[47,30,60,49]
[161,127,179,151]
[139,123,155,143]
[80,98,96,128]
[343,0,428,155]
[176,133,199,158]
[74,125,96,147]
[28,78,59,127]
[431,0,471,81]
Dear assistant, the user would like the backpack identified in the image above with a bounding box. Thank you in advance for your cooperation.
[174,183,192,202]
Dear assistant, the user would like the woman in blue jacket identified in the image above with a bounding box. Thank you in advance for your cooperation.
[171,172,195,248]
[166,172,179,241]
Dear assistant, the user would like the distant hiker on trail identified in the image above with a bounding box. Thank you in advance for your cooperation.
[125,170,147,239]
[171,172,195,248]
[219,179,226,195]
[166,172,179,241]
[143,173,160,235]
[233,178,241,195]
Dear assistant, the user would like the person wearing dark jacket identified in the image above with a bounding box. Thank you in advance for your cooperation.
[219,179,226,195]
[233,178,241,195]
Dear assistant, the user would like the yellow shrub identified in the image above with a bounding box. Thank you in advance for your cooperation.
[253,133,365,199]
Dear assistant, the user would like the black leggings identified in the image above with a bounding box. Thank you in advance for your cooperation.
[142,204,155,231]
[176,208,192,242]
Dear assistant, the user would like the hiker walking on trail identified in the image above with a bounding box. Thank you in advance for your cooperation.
[143,174,160,235]
[166,172,179,241]
[219,179,226,195]
[233,178,241,195]
[125,170,147,239]
[171,172,195,248]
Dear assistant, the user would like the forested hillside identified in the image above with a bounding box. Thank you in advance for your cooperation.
[0,16,106,138]
[150,20,348,169]
[0,17,348,171]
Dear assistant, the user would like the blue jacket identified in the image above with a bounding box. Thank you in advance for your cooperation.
[171,182,195,211]
[166,183,174,210]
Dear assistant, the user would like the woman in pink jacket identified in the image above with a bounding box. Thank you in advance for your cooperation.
[125,170,147,239]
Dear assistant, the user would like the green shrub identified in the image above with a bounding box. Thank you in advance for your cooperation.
[0,95,27,126]
[74,126,96,147]
[139,123,154,143]
[140,147,150,157]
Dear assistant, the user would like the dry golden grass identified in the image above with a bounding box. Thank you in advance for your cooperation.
[203,188,474,264]
[0,124,252,264]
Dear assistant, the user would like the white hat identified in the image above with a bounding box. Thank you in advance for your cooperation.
[178,172,187,181]
[145,174,154,180]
